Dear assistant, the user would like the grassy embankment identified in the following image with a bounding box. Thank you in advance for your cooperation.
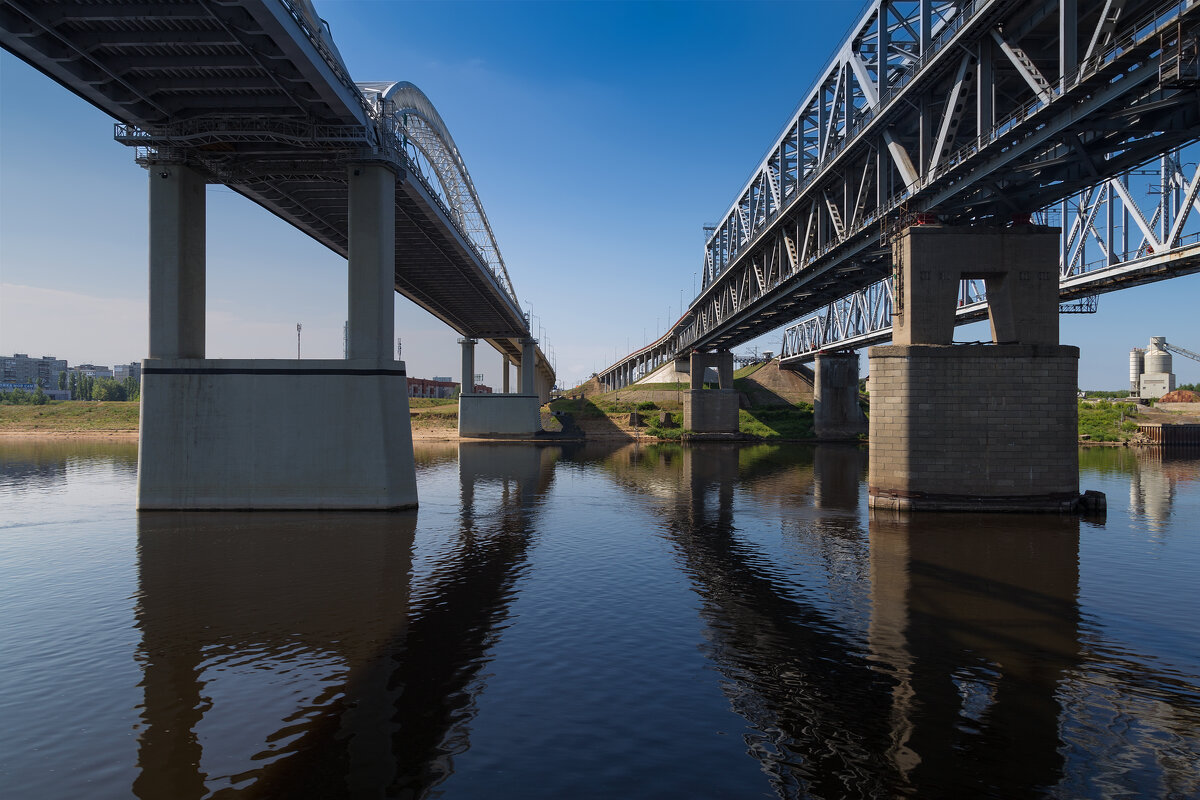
[1,395,1144,443]
[555,360,817,440]
[0,401,140,432]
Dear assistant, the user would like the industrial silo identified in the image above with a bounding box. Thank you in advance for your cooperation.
[1139,337,1177,399]
[1130,348,1145,396]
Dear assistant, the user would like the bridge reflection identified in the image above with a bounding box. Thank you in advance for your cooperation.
[133,443,557,799]
[600,442,1083,797]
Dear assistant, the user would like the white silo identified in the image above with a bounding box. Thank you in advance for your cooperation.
[1139,337,1176,399]
[1130,348,1145,396]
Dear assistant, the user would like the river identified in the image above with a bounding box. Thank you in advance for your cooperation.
[0,440,1197,799]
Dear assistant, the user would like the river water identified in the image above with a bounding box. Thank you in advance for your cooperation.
[0,440,1197,799]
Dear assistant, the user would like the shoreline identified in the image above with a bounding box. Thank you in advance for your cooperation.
[0,427,1140,446]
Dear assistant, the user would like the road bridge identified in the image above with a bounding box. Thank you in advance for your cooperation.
[599,0,1200,509]
[1,0,555,508]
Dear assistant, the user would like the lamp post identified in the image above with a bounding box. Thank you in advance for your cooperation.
[296,323,302,359]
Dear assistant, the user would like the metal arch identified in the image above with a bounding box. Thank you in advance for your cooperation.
[358,80,518,307]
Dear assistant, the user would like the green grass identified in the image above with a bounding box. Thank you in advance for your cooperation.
[733,361,766,379]
[0,401,139,431]
[738,405,815,440]
[408,397,457,408]
[1078,400,1140,441]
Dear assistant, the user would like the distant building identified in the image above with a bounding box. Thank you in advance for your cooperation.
[472,384,493,394]
[113,363,142,381]
[407,377,459,399]
[70,364,114,379]
[3,354,68,388]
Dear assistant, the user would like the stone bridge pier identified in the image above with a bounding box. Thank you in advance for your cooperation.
[868,225,1090,512]
[137,162,417,509]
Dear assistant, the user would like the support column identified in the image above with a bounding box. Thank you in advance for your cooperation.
[683,351,739,434]
[814,351,867,440]
[148,164,206,359]
[502,356,510,393]
[868,225,1090,512]
[460,338,477,394]
[347,163,396,361]
[520,338,536,395]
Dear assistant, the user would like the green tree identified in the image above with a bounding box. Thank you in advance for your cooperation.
[58,371,67,390]
[33,386,48,405]
[93,378,126,402]
[122,375,140,401]
[69,372,78,399]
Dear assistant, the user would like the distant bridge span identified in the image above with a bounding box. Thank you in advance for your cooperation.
[599,0,1200,390]
[1,0,552,385]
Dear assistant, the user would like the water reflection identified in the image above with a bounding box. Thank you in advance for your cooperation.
[133,442,557,799]
[602,444,1090,798]
[0,438,137,492]
[868,511,1082,797]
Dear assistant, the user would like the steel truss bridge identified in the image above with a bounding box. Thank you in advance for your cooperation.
[599,0,1200,389]
[0,0,553,383]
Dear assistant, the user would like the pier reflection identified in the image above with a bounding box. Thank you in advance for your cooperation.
[868,511,1081,797]
[602,443,1084,799]
[133,442,556,799]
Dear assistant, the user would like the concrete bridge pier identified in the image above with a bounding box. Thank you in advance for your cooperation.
[683,351,739,434]
[459,337,541,436]
[137,161,418,509]
[813,351,867,440]
[867,225,1085,512]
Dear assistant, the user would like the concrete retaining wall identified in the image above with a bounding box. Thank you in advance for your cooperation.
[137,358,416,509]
[868,344,1079,510]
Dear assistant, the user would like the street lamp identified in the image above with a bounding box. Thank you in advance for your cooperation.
[296,323,302,359]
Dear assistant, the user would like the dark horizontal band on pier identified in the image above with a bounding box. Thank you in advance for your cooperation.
[143,367,407,377]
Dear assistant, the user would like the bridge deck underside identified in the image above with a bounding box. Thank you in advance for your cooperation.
[1,0,534,365]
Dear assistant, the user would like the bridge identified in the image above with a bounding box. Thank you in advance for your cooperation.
[598,0,1200,510]
[1,0,555,508]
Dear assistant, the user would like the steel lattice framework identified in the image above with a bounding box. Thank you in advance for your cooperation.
[781,147,1200,361]
[599,0,1200,391]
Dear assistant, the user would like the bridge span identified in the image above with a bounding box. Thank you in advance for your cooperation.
[1,0,554,508]
[599,0,1199,512]
[599,0,1200,389]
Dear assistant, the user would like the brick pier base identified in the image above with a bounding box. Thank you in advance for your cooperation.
[868,344,1081,512]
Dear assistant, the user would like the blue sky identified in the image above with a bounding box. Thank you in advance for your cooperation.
[2,0,1197,390]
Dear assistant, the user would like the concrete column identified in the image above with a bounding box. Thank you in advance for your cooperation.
[148,163,206,359]
[347,163,396,361]
[814,352,867,440]
[716,351,734,389]
[460,338,476,394]
[520,339,536,394]
[502,356,510,393]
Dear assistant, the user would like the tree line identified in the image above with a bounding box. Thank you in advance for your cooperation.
[1,374,140,404]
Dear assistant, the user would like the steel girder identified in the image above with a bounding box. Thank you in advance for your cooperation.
[598,0,1199,389]
[778,147,1200,362]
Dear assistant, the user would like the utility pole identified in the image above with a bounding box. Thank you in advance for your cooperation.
[296,323,302,359]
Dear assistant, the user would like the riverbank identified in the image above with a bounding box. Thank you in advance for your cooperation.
[8,393,1196,444]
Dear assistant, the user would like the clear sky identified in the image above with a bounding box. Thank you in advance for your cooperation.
[2,0,1197,390]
